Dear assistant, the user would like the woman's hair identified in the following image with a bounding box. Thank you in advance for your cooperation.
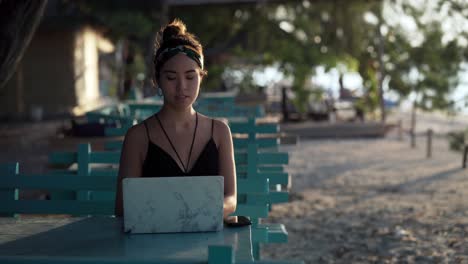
[153,19,207,81]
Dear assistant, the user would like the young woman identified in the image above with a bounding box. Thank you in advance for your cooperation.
[114,19,237,221]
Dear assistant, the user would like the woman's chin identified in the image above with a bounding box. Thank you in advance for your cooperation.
[167,97,195,109]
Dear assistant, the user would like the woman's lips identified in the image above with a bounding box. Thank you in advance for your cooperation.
[175,95,189,101]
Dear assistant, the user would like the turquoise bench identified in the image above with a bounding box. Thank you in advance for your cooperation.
[48,142,289,258]
[229,118,291,191]
[0,163,303,264]
[58,114,291,259]
[48,144,271,218]
[0,164,115,216]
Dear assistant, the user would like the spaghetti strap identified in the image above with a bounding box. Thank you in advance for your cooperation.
[156,113,198,173]
[143,121,150,141]
[211,119,214,137]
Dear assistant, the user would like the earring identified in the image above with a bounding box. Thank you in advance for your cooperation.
[157,86,163,97]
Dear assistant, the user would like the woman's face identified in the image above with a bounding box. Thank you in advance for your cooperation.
[158,53,202,109]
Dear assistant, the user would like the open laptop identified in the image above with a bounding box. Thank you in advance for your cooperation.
[122,176,224,234]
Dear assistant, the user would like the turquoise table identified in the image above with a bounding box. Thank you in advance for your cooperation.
[0,216,254,263]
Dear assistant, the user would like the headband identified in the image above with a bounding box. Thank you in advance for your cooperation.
[156,45,204,69]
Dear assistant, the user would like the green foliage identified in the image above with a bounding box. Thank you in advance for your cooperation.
[73,1,160,43]
[71,0,466,114]
[447,131,464,152]
[202,63,226,91]
[387,23,463,111]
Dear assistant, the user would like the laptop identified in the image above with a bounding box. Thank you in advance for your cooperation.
[122,176,224,234]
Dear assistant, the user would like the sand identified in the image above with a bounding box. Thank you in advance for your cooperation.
[262,129,468,263]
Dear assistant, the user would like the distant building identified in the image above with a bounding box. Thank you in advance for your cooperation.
[1,1,114,120]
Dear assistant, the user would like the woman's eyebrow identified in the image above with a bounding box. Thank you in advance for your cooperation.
[163,69,196,74]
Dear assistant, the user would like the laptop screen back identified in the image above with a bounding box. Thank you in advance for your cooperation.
[122,176,224,234]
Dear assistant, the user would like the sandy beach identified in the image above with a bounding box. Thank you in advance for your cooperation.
[262,123,468,263]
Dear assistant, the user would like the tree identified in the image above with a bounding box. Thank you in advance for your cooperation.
[67,0,467,119]
[385,0,466,111]
[0,0,48,90]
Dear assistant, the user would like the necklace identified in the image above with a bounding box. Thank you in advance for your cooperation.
[156,112,198,173]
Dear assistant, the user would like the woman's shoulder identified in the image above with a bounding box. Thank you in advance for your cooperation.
[213,118,230,134]
[123,122,148,143]
[197,114,230,134]
[208,116,232,146]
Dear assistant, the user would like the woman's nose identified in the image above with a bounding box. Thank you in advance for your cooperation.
[176,78,186,91]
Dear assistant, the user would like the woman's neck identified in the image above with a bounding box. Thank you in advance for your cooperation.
[157,106,196,130]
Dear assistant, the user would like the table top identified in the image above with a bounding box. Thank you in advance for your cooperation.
[0,216,253,263]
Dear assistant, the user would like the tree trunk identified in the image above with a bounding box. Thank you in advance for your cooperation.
[377,2,386,123]
[0,0,48,90]
[281,86,289,122]
[410,100,416,148]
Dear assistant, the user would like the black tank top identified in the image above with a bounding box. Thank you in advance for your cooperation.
[141,116,219,177]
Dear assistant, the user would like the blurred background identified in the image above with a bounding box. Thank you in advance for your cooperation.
[3,1,468,262]
[2,0,468,123]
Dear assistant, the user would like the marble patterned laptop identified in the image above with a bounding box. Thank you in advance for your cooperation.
[122,176,224,234]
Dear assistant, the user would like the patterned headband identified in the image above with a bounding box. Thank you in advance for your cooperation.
[156,45,204,69]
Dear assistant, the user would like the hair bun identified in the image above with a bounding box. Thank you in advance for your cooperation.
[162,19,187,42]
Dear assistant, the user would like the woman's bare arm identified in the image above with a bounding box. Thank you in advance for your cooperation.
[114,125,145,217]
[215,120,237,220]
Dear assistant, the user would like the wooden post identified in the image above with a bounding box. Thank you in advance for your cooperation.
[426,129,432,158]
[410,102,416,148]
[77,143,92,201]
[463,145,468,169]
[410,131,416,148]
[281,86,289,122]
[397,119,402,141]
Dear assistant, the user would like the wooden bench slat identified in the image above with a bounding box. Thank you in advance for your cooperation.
[234,138,278,149]
[237,178,268,194]
[105,127,131,137]
[0,175,117,191]
[268,191,289,204]
[89,169,118,177]
[89,152,121,164]
[246,191,288,205]
[48,152,77,165]
[251,226,268,243]
[104,140,123,150]
[258,166,285,172]
[237,165,285,174]
[259,223,289,243]
[234,152,289,165]
[258,153,289,164]
[234,204,269,218]
[266,173,289,185]
[230,124,278,134]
